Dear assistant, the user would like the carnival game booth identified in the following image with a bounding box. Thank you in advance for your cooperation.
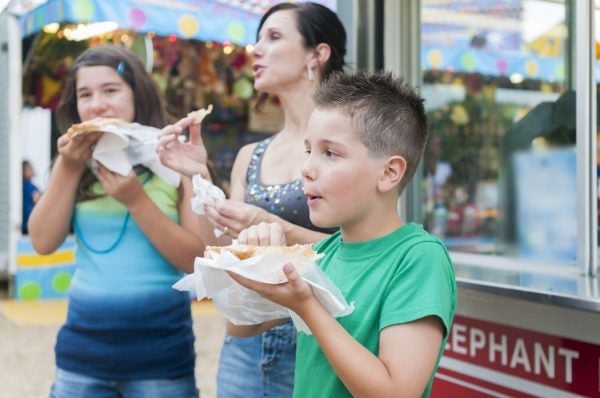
[10,0,336,299]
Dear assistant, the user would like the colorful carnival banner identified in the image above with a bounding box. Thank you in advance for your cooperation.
[20,0,337,45]
[422,44,566,82]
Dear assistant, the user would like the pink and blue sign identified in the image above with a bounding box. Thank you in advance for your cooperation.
[20,0,337,45]
[422,45,567,82]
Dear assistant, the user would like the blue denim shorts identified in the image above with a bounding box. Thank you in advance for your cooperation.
[216,320,296,398]
[50,368,198,398]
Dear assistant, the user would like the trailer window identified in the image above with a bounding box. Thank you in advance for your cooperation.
[419,0,577,268]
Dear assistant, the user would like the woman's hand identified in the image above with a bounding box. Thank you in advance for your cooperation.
[205,200,270,237]
[157,117,211,179]
[57,131,102,170]
[96,164,145,207]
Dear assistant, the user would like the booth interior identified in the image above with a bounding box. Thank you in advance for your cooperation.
[418,0,600,301]
[419,3,587,266]
[416,0,600,297]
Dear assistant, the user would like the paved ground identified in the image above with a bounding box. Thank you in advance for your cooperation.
[0,299,225,398]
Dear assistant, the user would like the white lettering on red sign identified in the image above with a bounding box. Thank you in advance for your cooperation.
[437,315,600,397]
[447,322,579,384]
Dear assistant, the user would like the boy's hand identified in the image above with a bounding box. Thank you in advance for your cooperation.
[227,262,316,314]
[237,222,286,246]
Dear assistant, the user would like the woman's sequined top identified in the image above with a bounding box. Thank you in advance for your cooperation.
[244,137,336,234]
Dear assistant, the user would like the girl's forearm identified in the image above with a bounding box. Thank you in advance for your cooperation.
[28,156,84,254]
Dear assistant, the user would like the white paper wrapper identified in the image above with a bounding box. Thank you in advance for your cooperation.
[88,121,181,186]
[190,175,227,236]
[173,248,354,334]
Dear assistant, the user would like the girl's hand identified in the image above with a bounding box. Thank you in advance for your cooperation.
[96,164,145,207]
[205,200,268,238]
[57,131,102,169]
[157,117,210,179]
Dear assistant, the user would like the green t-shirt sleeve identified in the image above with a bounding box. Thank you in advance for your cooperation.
[379,240,456,337]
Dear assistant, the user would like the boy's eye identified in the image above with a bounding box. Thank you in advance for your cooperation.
[325,150,338,158]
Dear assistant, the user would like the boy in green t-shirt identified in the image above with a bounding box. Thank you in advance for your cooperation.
[227,71,457,398]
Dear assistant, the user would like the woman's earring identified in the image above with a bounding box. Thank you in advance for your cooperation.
[307,66,314,81]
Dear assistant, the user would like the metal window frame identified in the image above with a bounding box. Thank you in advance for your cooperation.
[384,0,421,220]
[575,0,597,275]
[354,0,384,70]
[7,11,21,278]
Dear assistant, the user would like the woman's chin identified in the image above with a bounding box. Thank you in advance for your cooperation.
[253,81,271,93]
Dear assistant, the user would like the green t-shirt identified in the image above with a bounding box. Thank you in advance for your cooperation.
[294,223,456,398]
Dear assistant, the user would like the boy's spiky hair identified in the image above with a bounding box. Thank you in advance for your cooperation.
[313,70,428,192]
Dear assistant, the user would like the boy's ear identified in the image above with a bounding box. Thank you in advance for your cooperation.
[308,43,331,70]
[377,155,407,193]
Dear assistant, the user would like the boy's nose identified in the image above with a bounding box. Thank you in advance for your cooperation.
[300,159,315,182]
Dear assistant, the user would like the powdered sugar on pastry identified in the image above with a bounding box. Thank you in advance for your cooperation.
[204,243,321,279]
[205,243,318,261]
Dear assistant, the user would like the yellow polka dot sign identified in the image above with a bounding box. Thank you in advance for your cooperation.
[15,237,76,300]
[421,45,568,83]
[18,0,339,46]
[178,14,199,38]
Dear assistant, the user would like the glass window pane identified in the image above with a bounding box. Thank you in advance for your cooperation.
[420,0,576,265]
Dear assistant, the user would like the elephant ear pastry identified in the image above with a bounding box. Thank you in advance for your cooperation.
[205,243,318,262]
[204,243,319,280]
[66,117,127,138]
[187,104,213,124]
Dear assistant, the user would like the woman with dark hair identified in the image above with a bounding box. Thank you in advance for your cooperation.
[29,45,203,397]
[158,3,347,396]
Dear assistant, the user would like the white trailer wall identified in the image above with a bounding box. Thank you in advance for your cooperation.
[0,10,22,276]
[0,11,10,274]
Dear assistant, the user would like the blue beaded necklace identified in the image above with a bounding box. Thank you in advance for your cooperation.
[73,172,153,254]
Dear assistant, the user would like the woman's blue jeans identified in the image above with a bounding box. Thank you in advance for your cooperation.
[216,320,296,398]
